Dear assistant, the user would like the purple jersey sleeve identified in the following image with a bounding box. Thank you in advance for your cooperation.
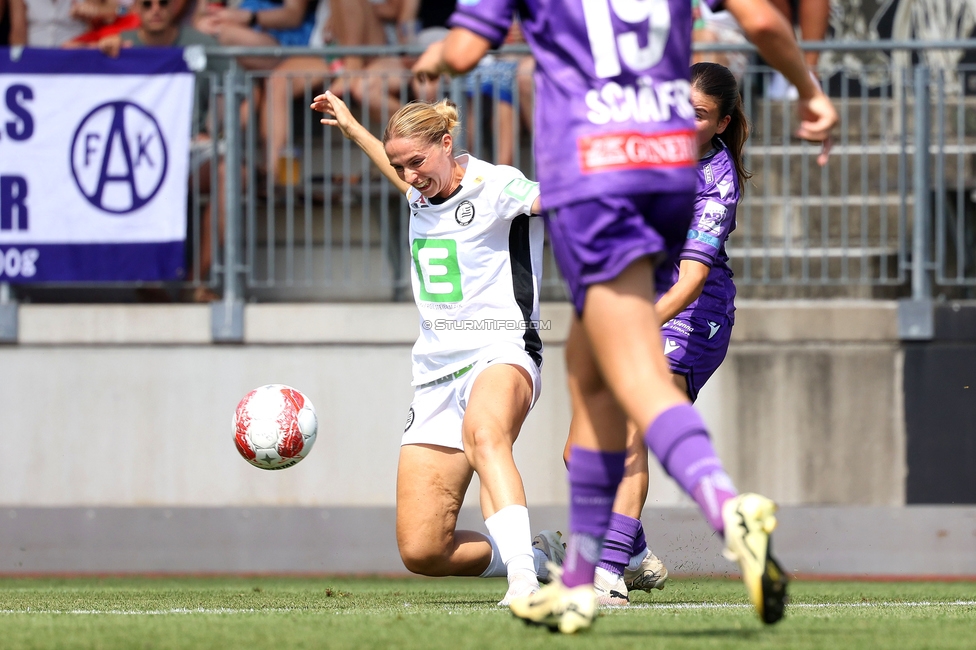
[447,0,518,49]
[682,143,739,267]
[448,0,698,210]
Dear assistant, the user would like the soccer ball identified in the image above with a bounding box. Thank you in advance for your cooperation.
[233,384,318,470]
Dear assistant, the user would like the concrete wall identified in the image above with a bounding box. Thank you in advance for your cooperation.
[3,505,974,576]
[0,301,903,508]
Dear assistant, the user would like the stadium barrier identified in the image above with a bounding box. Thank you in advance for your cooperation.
[2,42,975,324]
[197,41,976,332]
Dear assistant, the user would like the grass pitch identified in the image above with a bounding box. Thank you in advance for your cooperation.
[0,576,972,649]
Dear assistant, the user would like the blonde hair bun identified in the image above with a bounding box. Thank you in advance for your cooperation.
[384,100,461,147]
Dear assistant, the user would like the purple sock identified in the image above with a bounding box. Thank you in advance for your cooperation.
[597,513,643,576]
[644,405,738,534]
[632,520,647,557]
[562,447,625,588]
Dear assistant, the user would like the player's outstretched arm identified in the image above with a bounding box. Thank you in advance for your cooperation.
[722,0,838,143]
[310,91,410,194]
[412,27,492,79]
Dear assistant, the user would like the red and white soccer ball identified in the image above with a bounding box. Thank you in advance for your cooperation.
[233,384,318,470]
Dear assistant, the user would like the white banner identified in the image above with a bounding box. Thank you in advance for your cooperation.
[0,48,195,281]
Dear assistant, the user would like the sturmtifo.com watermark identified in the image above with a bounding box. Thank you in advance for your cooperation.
[422,319,552,331]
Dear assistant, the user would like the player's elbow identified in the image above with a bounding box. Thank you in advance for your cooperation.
[733,1,786,44]
[744,15,781,44]
[442,28,491,74]
[442,48,480,75]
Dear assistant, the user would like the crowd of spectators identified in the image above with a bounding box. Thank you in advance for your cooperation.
[0,0,831,301]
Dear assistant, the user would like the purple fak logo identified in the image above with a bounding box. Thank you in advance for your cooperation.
[70,101,168,214]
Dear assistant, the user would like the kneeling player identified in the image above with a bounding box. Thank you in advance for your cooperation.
[311,91,562,605]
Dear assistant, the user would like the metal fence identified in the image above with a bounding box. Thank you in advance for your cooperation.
[17,41,976,310]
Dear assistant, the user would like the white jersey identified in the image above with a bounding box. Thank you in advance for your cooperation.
[407,154,545,385]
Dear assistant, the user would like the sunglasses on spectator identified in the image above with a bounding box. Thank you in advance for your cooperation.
[140,0,169,8]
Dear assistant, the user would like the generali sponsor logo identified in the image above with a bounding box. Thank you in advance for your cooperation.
[577,129,696,173]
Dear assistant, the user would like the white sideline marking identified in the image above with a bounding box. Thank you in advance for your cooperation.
[0,607,300,616]
[626,600,976,611]
[0,601,973,616]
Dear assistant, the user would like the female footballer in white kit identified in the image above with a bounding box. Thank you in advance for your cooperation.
[310,91,562,605]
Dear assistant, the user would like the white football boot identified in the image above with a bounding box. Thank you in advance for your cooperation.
[509,564,597,634]
[498,570,540,607]
[532,530,566,584]
[722,493,789,624]
[593,566,629,606]
[624,549,669,592]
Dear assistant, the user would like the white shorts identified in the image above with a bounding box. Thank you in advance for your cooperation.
[401,344,542,451]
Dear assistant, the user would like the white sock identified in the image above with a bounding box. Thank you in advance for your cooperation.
[484,505,537,581]
[479,535,508,578]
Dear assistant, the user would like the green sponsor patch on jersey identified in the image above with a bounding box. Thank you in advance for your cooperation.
[502,178,539,202]
[412,238,463,302]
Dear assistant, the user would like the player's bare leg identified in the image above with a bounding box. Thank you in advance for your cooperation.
[462,363,540,604]
[511,323,625,631]
[396,444,492,576]
[580,258,689,431]
[583,258,786,623]
[461,364,532,517]
[592,418,669,605]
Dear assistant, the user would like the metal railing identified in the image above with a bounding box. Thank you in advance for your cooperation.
[13,41,976,314]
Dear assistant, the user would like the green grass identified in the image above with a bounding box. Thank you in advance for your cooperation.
[0,576,972,649]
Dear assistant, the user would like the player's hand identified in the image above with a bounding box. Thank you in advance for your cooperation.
[796,91,838,166]
[412,40,446,82]
[311,90,360,140]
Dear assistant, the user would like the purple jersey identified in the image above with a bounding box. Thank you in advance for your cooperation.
[658,140,738,320]
[449,0,721,209]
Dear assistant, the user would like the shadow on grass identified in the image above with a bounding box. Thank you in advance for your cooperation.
[608,628,761,640]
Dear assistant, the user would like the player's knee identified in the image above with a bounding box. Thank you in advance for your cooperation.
[462,424,509,462]
[397,538,452,576]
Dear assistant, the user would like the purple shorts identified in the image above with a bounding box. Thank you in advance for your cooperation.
[544,192,695,314]
[661,313,733,401]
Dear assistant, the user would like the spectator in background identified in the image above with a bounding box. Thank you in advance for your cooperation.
[9,0,88,45]
[64,0,141,46]
[693,0,749,84]
[260,0,406,184]
[401,0,455,101]
[463,20,526,166]
[194,0,317,70]
[96,0,230,302]
[766,0,829,98]
[397,0,453,45]
[325,0,403,117]
[1,0,11,46]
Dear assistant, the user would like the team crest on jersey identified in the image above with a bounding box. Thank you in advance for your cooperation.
[703,163,714,185]
[455,200,476,226]
[404,407,415,432]
[700,199,727,234]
